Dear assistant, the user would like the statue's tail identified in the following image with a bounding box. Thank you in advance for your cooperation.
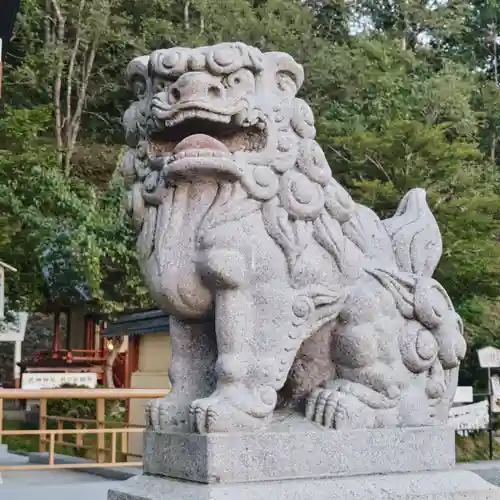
[369,190,465,419]
[382,188,442,277]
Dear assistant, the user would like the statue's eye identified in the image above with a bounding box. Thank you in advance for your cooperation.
[276,71,297,95]
[153,79,172,93]
[223,69,255,90]
[132,78,147,99]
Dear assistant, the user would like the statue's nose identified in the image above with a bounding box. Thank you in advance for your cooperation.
[168,72,224,103]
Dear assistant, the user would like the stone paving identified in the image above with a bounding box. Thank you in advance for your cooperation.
[0,469,120,500]
[0,447,122,500]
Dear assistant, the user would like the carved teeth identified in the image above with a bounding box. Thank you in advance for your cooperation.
[170,150,230,161]
[165,109,231,126]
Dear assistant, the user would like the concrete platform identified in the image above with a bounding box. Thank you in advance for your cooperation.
[112,417,500,499]
[108,469,500,500]
[0,477,121,500]
[26,452,141,481]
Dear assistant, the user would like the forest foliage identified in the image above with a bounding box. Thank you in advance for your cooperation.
[2,0,500,385]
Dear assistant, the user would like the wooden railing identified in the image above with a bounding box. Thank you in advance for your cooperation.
[26,348,107,363]
[0,388,167,471]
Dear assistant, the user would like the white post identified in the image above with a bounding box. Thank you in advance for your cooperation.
[13,339,21,387]
[0,265,4,320]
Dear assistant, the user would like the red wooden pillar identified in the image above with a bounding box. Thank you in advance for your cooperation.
[124,336,139,424]
[123,344,129,389]
[84,316,92,351]
[52,310,61,357]
[66,308,72,350]
[100,321,107,353]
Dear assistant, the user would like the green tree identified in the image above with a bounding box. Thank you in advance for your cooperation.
[1,0,323,312]
[0,105,149,312]
[4,0,500,387]
[310,2,500,383]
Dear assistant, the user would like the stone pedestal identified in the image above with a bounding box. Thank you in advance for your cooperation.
[107,415,500,499]
[109,469,500,500]
[142,424,454,483]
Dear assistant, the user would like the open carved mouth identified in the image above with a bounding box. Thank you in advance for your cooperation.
[150,116,266,154]
[148,110,267,179]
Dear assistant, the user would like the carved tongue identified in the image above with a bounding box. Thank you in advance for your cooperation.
[173,134,229,154]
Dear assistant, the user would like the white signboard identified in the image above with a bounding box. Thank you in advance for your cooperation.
[0,311,28,342]
[492,375,500,395]
[453,386,473,404]
[492,396,500,414]
[0,261,17,320]
[491,375,500,413]
[448,400,489,436]
[478,346,500,368]
[21,372,97,389]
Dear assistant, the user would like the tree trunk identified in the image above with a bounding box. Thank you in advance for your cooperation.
[105,336,124,389]
[184,0,190,30]
[51,0,65,164]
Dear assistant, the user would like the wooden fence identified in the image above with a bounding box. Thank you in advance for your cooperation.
[0,388,167,470]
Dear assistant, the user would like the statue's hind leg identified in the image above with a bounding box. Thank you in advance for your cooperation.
[279,326,336,407]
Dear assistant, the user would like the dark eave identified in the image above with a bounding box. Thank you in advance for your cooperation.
[101,308,169,338]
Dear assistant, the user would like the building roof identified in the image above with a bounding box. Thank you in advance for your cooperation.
[101,308,169,338]
[0,260,17,272]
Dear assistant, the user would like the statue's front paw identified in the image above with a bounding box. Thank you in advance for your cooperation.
[189,386,275,433]
[146,397,190,431]
[305,387,375,429]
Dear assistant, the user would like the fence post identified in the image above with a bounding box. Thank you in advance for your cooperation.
[121,430,128,461]
[39,398,47,453]
[57,421,63,444]
[96,397,105,463]
[0,396,3,446]
[111,431,117,464]
[49,433,55,466]
[76,422,83,448]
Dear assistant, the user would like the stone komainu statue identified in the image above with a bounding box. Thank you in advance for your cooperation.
[120,42,466,434]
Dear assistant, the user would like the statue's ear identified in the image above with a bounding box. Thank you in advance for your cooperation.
[264,52,304,96]
[125,55,150,99]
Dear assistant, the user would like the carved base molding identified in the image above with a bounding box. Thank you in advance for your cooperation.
[141,424,455,484]
[108,469,500,500]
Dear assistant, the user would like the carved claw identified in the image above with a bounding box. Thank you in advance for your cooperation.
[306,387,377,429]
[190,398,271,433]
[189,395,221,433]
[306,388,343,427]
[146,398,160,428]
[189,389,274,433]
[146,397,190,431]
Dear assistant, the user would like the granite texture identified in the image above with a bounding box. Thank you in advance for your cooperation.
[120,41,466,434]
[108,470,500,500]
[142,420,455,484]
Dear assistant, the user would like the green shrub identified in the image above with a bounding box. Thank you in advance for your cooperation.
[47,383,125,422]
